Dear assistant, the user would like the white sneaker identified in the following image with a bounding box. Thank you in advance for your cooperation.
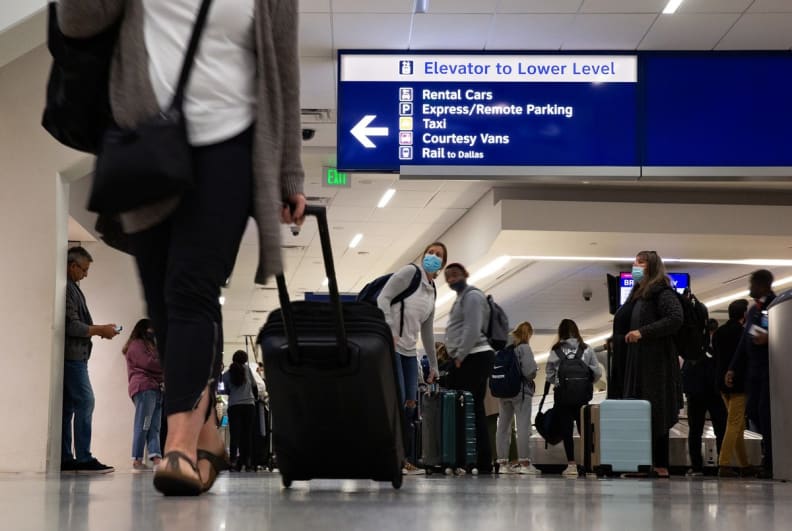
[402,463,425,476]
[496,461,515,474]
[516,464,541,475]
[562,464,579,477]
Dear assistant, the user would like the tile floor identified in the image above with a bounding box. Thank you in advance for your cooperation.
[1,470,790,531]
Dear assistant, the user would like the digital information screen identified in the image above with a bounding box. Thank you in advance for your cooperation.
[619,272,690,306]
[338,53,639,172]
[642,54,792,166]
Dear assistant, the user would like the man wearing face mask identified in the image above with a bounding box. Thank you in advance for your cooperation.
[727,269,776,478]
[444,262,496,475]
[377,242,446,474]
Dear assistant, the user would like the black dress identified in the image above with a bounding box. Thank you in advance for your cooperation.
[609,299,634,399]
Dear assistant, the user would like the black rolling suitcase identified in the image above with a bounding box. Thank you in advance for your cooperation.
[257,205,405,489]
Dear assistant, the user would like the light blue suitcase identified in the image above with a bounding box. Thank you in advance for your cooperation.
[581,399,652,476]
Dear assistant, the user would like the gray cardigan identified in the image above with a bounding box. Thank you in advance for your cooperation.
[58,0,305,283]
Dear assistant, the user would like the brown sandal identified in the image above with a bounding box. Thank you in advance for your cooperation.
[197,449,230,493]
[153,451,203,496]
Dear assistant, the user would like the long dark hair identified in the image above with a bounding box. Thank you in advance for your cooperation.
[630,250,672,300]
[122,318,154,355]
[229,350,249,387]
[552,318,588,350]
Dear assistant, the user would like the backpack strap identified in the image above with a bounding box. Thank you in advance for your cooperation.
[392,264,422,337]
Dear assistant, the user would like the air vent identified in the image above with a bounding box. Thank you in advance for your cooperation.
[300,108,334,123]
[305,196,332,205]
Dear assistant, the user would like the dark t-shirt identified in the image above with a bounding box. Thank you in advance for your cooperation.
[712,319,746,394]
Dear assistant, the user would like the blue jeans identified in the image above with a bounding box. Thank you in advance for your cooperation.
[62,360,95,462]
[131,389,163,461]
[395,353,419,462]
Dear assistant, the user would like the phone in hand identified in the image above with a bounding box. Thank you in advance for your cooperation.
[114,325,123,333]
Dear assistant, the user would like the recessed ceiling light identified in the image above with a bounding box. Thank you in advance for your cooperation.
[662,0,684,14]
[322,277,329,287]
[349,233,363,248]
[378,188,396,208]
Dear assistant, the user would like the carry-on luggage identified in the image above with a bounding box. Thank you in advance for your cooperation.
[257,206,405,489]
[581,399,652,476]
[421,387,477,474]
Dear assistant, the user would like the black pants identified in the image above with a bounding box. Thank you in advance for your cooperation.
[129,128,253,415]
[653,430,670,469]
[449,351,495,471]
[687,391,727,471]
[747,370,772,468]
[228,404,256,468]
[555,402,582,462]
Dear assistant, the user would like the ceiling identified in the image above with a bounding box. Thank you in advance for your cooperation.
[2,0,792,360]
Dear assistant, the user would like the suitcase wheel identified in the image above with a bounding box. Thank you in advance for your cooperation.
[282,475,292,489]
[392,463,403,489]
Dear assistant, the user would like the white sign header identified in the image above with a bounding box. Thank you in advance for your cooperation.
[341,54,637,83]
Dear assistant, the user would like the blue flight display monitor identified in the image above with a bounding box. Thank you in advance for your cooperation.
[619,271,690,305]
[338,53,639,172]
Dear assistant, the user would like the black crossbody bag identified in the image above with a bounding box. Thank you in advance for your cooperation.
[88,0,214,214]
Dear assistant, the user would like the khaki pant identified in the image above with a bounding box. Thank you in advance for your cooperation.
[719,393,749,468]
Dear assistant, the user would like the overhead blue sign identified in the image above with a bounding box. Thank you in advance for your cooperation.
[642,54,792,166]
[338,53,639,172]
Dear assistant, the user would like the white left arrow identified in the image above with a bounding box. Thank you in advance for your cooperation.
[350,115,389,149]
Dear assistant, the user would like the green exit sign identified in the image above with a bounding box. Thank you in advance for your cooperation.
[322,166,351,188]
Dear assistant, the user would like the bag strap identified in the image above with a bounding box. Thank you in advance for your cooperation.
[170,0,214,112]
[394,264,422,337]
[537,380,551,413]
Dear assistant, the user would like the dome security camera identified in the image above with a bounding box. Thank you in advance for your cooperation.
[582,289,593,302]
[302,128,316,141]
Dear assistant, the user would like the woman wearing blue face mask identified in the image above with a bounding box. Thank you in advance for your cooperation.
[377,241,447,474]
[619,250,683,478]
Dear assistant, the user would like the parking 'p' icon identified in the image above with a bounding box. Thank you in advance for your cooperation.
[399,102,413,116]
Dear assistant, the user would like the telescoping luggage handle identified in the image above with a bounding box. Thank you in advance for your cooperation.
[275,205,349,365]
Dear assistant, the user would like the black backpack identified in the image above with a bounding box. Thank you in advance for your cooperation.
[553,344,593,406]
[489,345,523,398]
[357,264,433,336]
[672,289,709,362]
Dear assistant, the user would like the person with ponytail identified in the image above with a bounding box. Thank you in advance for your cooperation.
[123,318,164,471]
[377,242,446,475]
[221,350,257,472]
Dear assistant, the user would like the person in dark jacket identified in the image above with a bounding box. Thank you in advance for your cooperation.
[622,251,683,478]
[727,269,776,478]
[681,318,726,476]
[62,246,120,474]
[712,299,749,477]
[123,318,164,471]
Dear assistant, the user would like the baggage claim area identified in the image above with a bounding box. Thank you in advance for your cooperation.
[3,1,792,530]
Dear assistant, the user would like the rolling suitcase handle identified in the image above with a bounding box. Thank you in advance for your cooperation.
[275,205,349,366]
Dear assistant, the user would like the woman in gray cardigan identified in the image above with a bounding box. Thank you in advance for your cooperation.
[58,0,305,495]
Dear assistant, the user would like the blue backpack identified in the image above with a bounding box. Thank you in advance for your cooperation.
[489,344,524,398]
[357,264,434,336]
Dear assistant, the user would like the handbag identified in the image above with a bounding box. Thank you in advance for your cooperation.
[87,0,214,214]
[534,381,564,446]
[41,2,119,154]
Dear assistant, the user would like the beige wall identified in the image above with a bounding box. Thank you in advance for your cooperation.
[0,45,146,472]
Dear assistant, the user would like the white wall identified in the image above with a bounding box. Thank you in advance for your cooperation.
[74,242,147,469]
[0,45,82,472]
[0,44,146,472]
